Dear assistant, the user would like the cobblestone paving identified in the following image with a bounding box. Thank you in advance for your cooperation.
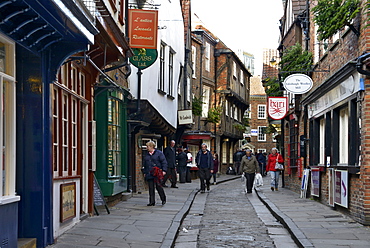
[197,180,275,248]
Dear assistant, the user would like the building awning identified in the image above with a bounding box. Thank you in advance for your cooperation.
[182,132,214,140]
[0,0,98,55]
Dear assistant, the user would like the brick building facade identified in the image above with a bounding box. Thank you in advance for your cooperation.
[278,0,370,225]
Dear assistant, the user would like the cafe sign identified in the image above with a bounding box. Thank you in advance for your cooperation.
[283,74,313,94]
[129,48,158,70]
[268,97,288,120]
[128,9,158,49]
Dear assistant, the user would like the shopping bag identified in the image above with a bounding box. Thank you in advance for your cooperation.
[241,173,245,182]
[254,173,263,187]
[275,162,284,170]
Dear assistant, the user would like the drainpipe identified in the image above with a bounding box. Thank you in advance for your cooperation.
[198,37,204,131]
[184,48,190,109]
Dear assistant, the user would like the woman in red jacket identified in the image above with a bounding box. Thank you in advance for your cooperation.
[266,148,284,191]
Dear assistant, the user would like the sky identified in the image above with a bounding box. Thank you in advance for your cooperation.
[191,0,284,76]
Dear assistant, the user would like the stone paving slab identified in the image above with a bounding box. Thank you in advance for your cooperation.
[255,175,370,248]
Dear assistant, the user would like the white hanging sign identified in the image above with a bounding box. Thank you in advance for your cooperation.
[283,73,313,94]
[268,97,288,120]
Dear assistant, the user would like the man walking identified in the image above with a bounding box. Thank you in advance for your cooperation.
[195,143,214,193]
[163,140,178,188]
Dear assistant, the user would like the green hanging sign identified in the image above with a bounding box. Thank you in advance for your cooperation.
[129,48,158,70]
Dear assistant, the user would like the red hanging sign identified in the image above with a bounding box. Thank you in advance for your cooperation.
[268,97,288,120]
[128,9,158,49]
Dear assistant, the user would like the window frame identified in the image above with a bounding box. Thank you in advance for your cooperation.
[258,126,267,141]
[257,104,266,119]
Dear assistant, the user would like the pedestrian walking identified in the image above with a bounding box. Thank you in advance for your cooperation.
[185,149,192,183]
[195,143,214,193]
[212,152,219,184]
[163,140,178,188]
[256,151,267,176]
[142,141,167,206]
[240,149,260,193]
[266,147,284,191]
[176,147,187,183]
[233,149,244,174]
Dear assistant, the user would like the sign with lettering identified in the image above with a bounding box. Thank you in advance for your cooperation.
[128,9,158,49]
[268,97,288,120]
[178,109,193,125]
[129,48,158,70]
[283,74,313,94]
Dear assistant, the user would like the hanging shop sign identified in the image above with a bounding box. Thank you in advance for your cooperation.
[129,48,158,70]
[178,109,193,125]
[268,97,288,120]
[283,74,313,94]
[128,9,158,49]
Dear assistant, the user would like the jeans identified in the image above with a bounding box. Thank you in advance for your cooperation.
[270,171,280,188]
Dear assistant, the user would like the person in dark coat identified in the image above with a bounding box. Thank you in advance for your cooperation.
[195,143,214,193]
[256,151,267,176]
[163,140,178,188]
[142,140,167,206]
[211,152,219,184]
[176,147,188,183]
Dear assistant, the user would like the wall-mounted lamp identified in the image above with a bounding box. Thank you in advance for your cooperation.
[270,56,277,66]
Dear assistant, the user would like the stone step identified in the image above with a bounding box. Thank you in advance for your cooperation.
[17,238,36,248]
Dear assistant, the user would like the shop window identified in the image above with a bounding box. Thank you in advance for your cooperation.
[229,143,233,163]
[258,105,266,119]
[108,96,122,178]
[222,142,227,163]
[0,36,17,200]
[53,62,87,178]
[289,120,299,168]
[339,107,349,164]
[258,126,266,141]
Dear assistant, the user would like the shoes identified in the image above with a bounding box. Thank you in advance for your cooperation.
[162,185,168,188]
[275,188,278,191]
[162,200,166,205]
[171,185,178,188]
[247,191,252,194]
[147,203,155,206]
[271,187,274,191]
[207,185,210,191]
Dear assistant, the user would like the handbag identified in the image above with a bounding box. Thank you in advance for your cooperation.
[274,154,284,170]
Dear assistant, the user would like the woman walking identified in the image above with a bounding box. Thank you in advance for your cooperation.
[240,149,260,193]
[266,148,284,191]
[142,141,167,206]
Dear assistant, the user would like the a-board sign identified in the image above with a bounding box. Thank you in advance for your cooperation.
[93,175,110,215]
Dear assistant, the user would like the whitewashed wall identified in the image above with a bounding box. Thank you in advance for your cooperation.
[129,0,185,128]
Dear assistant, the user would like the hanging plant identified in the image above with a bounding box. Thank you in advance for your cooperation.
[312,0,360,41]
[264,77,283,97]
[192,96,203,116]
[207,106,222,124]
[233,123,247,132]
[279,43,313,79]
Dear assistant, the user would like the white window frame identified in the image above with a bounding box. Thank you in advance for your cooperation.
[258,126,266,141]
[0,35,19,203]
[240,70,244,85]
[202,86,210,118]
[168,48,174,96]
[205,42,210,72]
[233,61,237,78]
[71,98,78,175]
[319,118,325,164]
[225,100,229,116]
[258,104,266,119]
[339,107,349,164]
[62,93,69,177]
[159,42,166,92]
[52,86,59,178]
[192,45,196,78]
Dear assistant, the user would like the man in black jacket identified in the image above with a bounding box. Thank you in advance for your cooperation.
[163,140,178,188]
[195,143,214,193]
